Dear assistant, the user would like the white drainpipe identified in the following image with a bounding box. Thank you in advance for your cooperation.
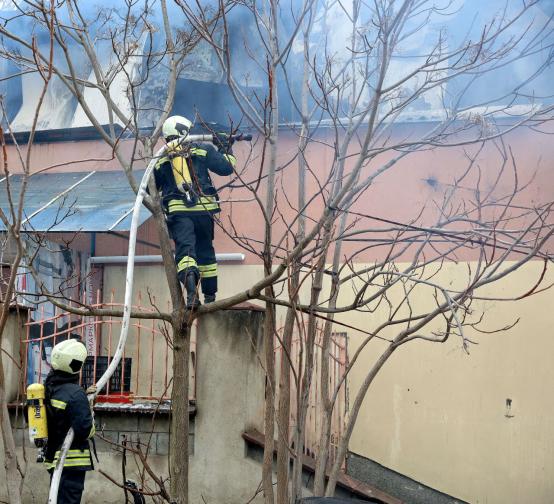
[89,253,245,264]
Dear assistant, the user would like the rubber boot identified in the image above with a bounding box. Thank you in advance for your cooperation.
[204,294,216,304]
[184,271,201,309]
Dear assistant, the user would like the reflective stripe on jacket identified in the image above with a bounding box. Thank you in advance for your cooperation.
[167,196,220,213]
[44,448,93,470]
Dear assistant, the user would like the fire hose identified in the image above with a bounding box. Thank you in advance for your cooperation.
[47,133,244,502]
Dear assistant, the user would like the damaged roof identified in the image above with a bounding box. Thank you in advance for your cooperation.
[0,170,151,232]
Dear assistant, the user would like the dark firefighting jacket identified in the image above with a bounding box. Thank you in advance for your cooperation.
[44,371,95,471]
[153,142,235,215]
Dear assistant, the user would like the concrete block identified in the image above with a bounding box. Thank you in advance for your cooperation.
[138,415,170,433]
[8,411,26,430]
[95,430,119,453]
[97,413,138,432]
[118,431,142,447]
[12,428,27,446]
[120,431,159,455]
[138,432,159,454]
[156,433,169,455]
[155,433,194,456]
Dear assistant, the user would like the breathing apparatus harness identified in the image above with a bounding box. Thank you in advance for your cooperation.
[167,140,203,208]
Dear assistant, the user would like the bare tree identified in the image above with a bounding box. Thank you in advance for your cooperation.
[178,0,554,502]
[1,0,553,503]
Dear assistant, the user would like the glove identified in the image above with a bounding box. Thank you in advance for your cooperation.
[86,385,97,396]
[212,132,234,154]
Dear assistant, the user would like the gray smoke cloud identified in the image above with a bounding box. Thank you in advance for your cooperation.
[0,0,551,132]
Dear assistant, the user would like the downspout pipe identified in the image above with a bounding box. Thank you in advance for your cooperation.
[49,135,213,502]
[89,253,245,264]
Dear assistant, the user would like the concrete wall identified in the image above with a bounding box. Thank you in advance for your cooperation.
[191,308,266,504]
[345,261,554,504]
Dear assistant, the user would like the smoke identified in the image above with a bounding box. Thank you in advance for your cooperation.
[440,1,554,110]
[0,1,188,131]
[0,0,552,132]
[291,0,554,119]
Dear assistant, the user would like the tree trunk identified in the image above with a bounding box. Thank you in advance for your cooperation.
[314,208,348,494]
[312,320,332,496]
[290,247,328,502]
[313,411,332,495]
[0,236,25,504]
[170,315,191,504]
[263,5,279,496]
[262,300,276,504]
[313,305,339,494]
[275,300,296,504]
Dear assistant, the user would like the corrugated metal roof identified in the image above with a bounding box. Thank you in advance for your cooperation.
[0,170,151,232]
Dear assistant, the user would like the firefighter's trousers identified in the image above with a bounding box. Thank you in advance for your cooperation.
[167,213,217,296]
[50,470,86,504]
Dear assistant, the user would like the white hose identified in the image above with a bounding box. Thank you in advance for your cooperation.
[48,134,213,502]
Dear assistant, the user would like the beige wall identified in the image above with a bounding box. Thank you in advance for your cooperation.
[105,259,554,504]
[343,260,554,504]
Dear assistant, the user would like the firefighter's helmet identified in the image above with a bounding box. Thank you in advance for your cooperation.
[51,339,88,374]
[162,115,193,141]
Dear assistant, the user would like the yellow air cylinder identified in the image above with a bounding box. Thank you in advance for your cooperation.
[26,383,48,446]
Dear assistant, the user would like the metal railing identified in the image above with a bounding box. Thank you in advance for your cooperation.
[20,290,347,464]
[21,290,196,403]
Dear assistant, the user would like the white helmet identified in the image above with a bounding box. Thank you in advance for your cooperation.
[162,115,193,141]
[51,339,88,374]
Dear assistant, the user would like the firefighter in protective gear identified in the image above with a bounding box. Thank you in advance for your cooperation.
[154,115,236,307]
[44,339,95,504]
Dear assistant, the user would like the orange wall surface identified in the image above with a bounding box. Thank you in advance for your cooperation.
[7,122,552,265]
